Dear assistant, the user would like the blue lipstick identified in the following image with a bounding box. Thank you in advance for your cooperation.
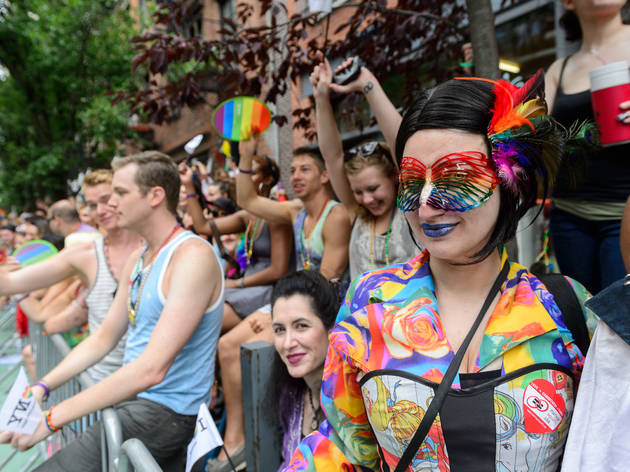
[421,223,458,238]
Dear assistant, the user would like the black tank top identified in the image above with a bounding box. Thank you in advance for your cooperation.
[552,56,630,202]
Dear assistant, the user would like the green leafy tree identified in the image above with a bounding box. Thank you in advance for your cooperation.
[0,0,139,208]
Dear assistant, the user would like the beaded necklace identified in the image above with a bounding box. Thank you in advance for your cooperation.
[103,236,119,284]
[243,217,262,264]
[299,198,330,270]
[369,205,396,266]
[127,224,180,328]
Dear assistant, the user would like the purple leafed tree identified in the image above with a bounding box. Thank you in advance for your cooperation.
[113,0,470,140]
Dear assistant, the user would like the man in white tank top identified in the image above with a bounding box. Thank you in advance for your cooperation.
[2,151,224,472]
[0,169,144,381]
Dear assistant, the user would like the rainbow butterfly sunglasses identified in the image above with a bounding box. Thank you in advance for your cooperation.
[397,151,500,212]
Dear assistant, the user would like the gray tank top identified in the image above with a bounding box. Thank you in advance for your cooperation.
[349,208,419,280]
[84,236,127,382]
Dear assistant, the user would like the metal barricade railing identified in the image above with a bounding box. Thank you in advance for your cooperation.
[0,303,31,471]
[0,308,160,471]
[117,439,162,472]
[29,320,123,471]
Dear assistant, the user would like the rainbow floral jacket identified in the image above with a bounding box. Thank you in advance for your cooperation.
[283,249,596,472]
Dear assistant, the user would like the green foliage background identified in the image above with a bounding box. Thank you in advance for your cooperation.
[0,0,139,209]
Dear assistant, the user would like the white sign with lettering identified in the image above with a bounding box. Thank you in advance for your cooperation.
[0,367,42,434]
[186,403,223,472]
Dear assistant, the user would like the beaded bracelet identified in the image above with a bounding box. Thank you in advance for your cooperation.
[238,168,253,175]
[44,407,61,432]
[33,381,50,401]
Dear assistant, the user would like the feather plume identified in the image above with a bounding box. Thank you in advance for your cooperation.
[510,69,545,108]
[516,98,547,121]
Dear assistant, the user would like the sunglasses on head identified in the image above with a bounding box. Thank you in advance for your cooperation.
[397,151,499,213]
[344,141,387,162]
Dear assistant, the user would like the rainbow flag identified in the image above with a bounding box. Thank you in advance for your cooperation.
[212,97,271,142]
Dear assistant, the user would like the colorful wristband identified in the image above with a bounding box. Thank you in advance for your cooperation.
[44,407,61,432]
[34,381,50,400]
[238,168,253,175]
[185,193,198,199]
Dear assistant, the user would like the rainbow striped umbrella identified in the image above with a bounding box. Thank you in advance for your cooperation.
[212,97,271,142]
[12,240,58,267]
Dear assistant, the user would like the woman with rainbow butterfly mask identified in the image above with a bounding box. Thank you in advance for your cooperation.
[282,72,597,472]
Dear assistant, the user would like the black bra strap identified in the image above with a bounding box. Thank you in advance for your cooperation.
[557,55,572,94]
[393,262,510,472]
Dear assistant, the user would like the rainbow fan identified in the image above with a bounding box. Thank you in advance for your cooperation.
[212,97,272,142]
[13,240,58,267]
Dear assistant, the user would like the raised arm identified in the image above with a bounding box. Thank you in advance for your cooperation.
[179,163,245,236]
[236,138,299,225]
[311,55,358,222]
[319,204,351,281]
[180,166,248,237]
[330,57,401,159]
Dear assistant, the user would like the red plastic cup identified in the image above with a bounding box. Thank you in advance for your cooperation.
[590,61,630,146]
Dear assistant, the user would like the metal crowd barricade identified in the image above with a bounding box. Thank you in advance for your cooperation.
[28,320,123,471]
[0,303,34,472]
[117,439,162,472]
[0,308,160,471]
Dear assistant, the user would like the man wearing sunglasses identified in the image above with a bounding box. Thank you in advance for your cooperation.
[2,152,224,472]
[0,169,143,382]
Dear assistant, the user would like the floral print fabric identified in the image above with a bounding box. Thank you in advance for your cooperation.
[283,249,595,471]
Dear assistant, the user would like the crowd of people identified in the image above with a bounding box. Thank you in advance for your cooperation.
[0,1,628,471]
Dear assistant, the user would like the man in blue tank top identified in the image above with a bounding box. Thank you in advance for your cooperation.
[2,152,224,472]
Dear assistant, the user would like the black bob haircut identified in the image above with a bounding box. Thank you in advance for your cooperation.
[271,270,339,331]
[395,78,563,263]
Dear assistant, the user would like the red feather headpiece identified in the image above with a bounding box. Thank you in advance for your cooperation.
[456,70,547,136]
[454,70,557,195]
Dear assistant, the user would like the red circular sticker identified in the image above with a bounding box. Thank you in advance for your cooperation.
[523,378,566,434]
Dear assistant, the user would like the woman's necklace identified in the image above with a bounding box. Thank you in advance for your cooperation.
[307,388,322,431]
[369,205,396,266]
[243,217,262,264]
[300,198,330,270]
[127,223,180,328]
